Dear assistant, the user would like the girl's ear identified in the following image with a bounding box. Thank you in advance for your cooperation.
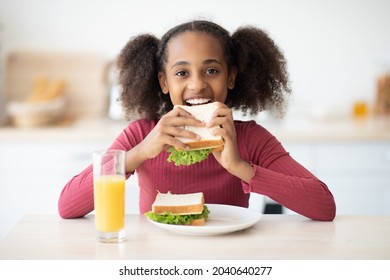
[228,66,238,90]
[158,72,169,94]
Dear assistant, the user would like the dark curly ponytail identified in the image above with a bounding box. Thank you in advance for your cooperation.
[117,34,165,120]
[231,27,291,116]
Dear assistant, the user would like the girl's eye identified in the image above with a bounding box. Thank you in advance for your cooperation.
[175,70,187,77]
[205,68,219,75]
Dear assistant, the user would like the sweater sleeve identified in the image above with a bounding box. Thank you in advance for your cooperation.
[238,121,336,221]
[57,120,147,219]
[57,164,94,219]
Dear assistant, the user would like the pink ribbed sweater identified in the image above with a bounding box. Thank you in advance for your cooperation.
[58,119,336,221]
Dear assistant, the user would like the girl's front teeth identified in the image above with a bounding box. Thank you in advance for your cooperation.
[185,98,211,105]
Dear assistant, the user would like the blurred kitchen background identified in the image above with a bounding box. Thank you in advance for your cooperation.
[1,0,390,239]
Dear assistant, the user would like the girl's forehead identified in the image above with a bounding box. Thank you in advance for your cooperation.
[166,31,225,60]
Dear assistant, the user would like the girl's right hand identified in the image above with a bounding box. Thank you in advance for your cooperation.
[137,106,205,160]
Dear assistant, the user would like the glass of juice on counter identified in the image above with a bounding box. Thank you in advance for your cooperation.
[93,149,126,243]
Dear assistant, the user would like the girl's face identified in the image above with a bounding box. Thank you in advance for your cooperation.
[158,31,236,106]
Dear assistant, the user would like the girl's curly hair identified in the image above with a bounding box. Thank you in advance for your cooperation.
[117,20,291,120]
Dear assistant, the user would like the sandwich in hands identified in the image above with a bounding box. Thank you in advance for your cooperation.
[167,102,224,166]
[145,192,210,226]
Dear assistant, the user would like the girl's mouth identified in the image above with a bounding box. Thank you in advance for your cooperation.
[185,98,212,106]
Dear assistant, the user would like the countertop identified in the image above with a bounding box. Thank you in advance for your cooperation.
[1,214,389,260]
[1,115,390,142]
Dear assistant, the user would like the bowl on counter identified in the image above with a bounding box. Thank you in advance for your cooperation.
[6,96,66,127]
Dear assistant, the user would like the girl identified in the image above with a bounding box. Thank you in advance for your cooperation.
[58,20,336,221]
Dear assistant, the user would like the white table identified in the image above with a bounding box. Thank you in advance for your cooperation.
[0,214,389,260]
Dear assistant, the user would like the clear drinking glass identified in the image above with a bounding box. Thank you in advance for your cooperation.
[93,149,126,243]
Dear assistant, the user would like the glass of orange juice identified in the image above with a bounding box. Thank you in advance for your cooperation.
[93,149,126,243]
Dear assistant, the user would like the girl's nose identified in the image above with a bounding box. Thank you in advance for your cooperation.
[187,75,206,93]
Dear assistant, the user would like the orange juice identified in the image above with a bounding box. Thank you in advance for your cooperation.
[353,101,368,118]
[94,175,125,232]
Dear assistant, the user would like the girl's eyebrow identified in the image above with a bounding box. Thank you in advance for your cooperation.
[171,59,223,69]
[171,61,189,69]
[203,59,222,66]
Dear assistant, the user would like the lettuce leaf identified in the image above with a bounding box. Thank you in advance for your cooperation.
[167,147,212,166]
[145,205,210,225]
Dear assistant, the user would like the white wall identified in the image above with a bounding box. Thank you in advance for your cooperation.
[1,0,390,115]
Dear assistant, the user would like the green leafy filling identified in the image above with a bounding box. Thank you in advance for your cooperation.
[145,205,210,225]
[167,147,212,166]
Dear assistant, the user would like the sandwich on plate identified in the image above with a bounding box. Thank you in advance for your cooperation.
[145,192,210,226]
[167,102,224,166]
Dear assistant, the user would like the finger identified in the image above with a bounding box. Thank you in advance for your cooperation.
[210,107,232,120]
[171,116,205,128]
[209,115,235,140]
[165,136,191,151]
[164,109,205,127]
[212,101,228,110]
[164,125,201,140]
[208,113,233,128]
[167,106,193,117]
[175,107,194,118]
[211,126,228,139]
[161,135,190,151]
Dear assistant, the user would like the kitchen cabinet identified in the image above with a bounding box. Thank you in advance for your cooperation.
[283,141,390,215]
[315,142,390,215]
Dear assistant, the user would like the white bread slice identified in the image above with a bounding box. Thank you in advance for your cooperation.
[174,103,224,151]
[152,192,204,215]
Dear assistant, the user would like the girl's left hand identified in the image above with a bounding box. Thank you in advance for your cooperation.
[209,102,254,183]
[207,102,241,171]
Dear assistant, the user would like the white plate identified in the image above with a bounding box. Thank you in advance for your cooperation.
[146,204,262,236]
